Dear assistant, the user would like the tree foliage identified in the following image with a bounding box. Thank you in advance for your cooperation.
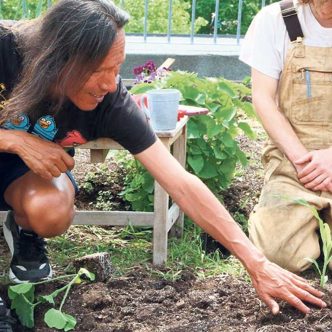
[114,0,207,34]
[0,0,280,36]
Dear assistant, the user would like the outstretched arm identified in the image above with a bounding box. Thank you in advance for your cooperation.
[135,139,326,315]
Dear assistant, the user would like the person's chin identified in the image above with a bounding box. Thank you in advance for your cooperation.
[75,102,98,111]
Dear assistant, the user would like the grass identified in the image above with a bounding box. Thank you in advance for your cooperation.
[44,219,247,282]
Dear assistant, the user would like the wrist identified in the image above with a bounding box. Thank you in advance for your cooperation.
[241,251,268,276]
[0,129,23,154]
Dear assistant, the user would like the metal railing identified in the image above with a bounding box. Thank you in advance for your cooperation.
[0,0,277,45]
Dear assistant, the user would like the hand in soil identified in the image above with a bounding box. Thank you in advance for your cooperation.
[249,259,327,315]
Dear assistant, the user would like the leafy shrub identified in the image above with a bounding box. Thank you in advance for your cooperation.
[121,71,256,211]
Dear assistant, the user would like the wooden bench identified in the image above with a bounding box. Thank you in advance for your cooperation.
[73,116,188,265]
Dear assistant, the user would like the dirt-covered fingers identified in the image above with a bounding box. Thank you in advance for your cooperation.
[291,278,326,301]
[282,292,311,314]
[259,293,279,315]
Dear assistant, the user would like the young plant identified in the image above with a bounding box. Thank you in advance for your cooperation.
[8,268,95,331]
[125,71,256,211]
[295,198,332,287]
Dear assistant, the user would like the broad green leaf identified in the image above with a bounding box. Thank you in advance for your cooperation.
[8,283,33,297]
[63,313,77,331]
[142,173,154,193]
[10,294,35,328]
[182,86,206,105]
[212,146,228,160]
[206,102,220,113]
[187,121,200,139]
[236,149,248,166]
[39,294,55,305]
[221,132,235,148]
[188,144,202,155]
[188,155,204,174]
[9,283,35,302]
[206,123,220,138]
[217,81,236,97]
[240,101,256,118]
[221,108,236,122]
[44,309,67,330]
[198,161,218,179]
[238,122,256,139]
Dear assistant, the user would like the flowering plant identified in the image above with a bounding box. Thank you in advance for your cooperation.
[133,59,169,84]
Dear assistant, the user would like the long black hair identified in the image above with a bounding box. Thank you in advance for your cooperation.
[2,0,129,122]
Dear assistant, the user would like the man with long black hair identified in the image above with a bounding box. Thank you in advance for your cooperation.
[0,1,326,330]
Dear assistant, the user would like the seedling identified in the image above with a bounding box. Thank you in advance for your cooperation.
[8,268,95,331]
[295,198,332,287]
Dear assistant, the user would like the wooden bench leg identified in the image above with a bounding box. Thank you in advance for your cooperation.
[169,126,187,238]
[152,180,169,265]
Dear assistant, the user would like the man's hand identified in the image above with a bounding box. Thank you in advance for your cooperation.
[295,148,332,192]
[249,259,326,315]
[1,130,75,180]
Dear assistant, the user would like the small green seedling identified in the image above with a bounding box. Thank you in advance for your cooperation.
[295,198,332,287]
[8,268,95,331]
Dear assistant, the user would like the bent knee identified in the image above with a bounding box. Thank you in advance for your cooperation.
[250,234,319,273]
[23,191,75,237]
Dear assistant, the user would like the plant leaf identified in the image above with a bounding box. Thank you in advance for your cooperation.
[63,313,77,331]
[8,283,34,299]
[238,122,256,139]
[188,155,204,174]
[10,294,36,328]
[44,309,68,330]
[305,258,322,275]
[39,294,56,305]
[77,268,95,281]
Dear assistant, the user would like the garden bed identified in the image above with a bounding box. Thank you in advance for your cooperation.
[1,125,332,331]
[3,268,332,331]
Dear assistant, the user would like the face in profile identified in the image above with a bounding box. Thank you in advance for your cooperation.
[65,29,126,111]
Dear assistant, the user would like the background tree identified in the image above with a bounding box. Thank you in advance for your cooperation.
[114,0,208,34]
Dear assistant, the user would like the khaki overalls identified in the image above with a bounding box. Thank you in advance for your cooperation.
[248,5,332,272]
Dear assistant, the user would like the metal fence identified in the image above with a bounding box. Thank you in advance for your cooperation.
[0,0,277,45]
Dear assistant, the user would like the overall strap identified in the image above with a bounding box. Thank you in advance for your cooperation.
[280,0,304,41]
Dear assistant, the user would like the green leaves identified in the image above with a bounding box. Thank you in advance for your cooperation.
[44,309,76,331]
[8,269,95,330]
[295,198,332,287]
[8,283,36,328]
[127,71,256,208]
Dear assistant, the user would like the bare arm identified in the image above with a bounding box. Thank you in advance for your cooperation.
[135,139,326,315]
[252,69,332,191]
[251,69,307,164]
[0,129,74,179]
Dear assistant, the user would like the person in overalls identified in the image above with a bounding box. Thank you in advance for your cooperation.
[240,0,332,273]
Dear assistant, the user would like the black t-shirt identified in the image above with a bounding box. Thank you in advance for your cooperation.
[0,24,156,155]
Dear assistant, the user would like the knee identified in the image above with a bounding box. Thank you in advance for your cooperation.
[23,190,75,237]
[250,233,318,273]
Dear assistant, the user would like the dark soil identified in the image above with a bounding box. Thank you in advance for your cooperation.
[3,127,332,331]
[3,269,332,332]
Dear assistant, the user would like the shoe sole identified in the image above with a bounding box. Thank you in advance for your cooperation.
[3,217,53,284]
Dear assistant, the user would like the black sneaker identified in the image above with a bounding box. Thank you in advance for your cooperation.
[3,211,52,284]
[0,296,15,332]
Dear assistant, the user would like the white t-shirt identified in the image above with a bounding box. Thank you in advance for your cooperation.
[239,0,332,79]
